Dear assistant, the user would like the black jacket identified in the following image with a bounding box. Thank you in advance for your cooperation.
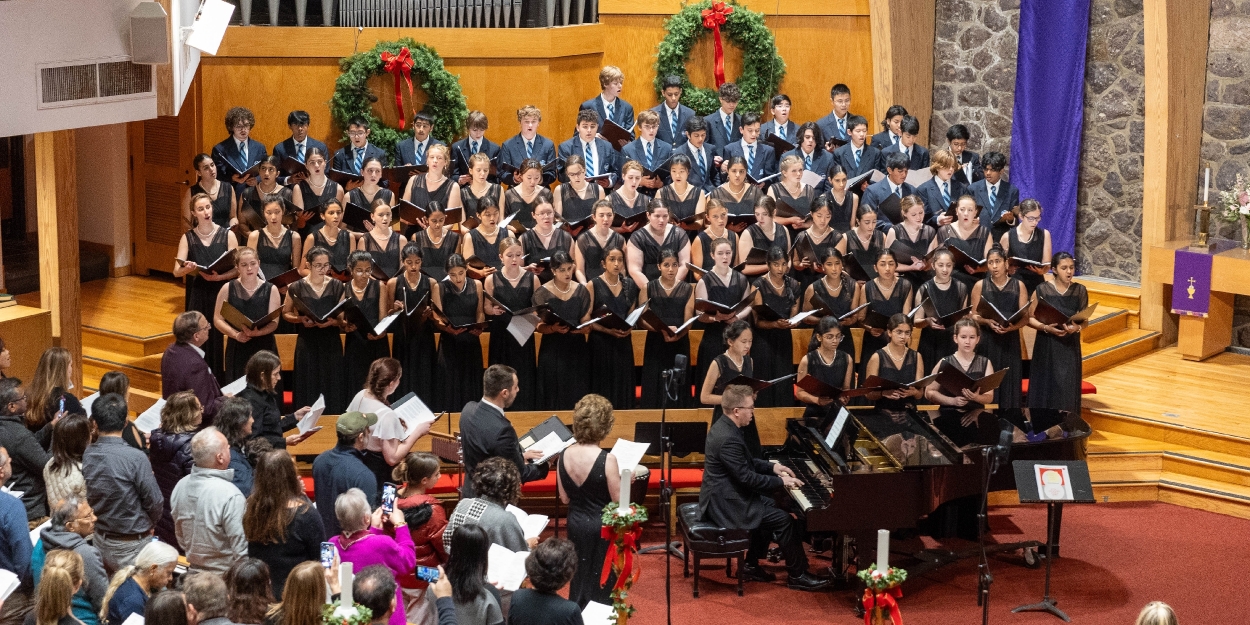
[698,416,782,529]
[237,386,298,449]
[458,400,549,498]
[0,413,50,520]
[147,429,193,545]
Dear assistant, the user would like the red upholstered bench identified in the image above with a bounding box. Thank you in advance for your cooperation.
[649,468,705,489]
[302,473,461,501]
[520,474,559,494]
[1021,380,1097,396]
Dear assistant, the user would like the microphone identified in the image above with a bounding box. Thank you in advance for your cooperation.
[669,354,689,385]
[994,421,1013,464]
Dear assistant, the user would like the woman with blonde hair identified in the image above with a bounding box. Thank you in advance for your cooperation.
[1136,602,1178,625]
[557,394,621,607]
[98,540,179,625]
[33,549,86,625]
[261,561,339,625]
[148,391,202,545]
[26,347,82,444]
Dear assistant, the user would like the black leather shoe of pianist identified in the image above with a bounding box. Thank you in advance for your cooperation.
[787,572,833,592]
[737,562,778,582]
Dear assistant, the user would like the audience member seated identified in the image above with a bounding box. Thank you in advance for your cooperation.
[444,457,531,554]
[507,539,581,625]
[244,450,325,597]
[161,312,225,423]
[1136,602,1178,625]
[181,572,232,625]
[0,445,34,625]
[171,428,247,574]
[214,398,257,496]
[445,524,503,625]
[43,414,90,507]
[26,348,85,450]
[312,412,379,536]
[144,591,188,625]
[329,489,414,625]
[0,378,50,520]
[95,372,147,452]
[261,562,337,625]
[224,558,274,625]
[98,540,179,625]
[149,391,202,546]
[393,452,448,625]
[31,498,107,625]
[26,549,86,625]
[82,394,164,574]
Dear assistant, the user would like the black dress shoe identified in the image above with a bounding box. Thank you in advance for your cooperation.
[787,572,833,591]
[737,563,777,582]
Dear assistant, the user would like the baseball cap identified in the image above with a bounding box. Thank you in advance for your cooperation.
[336,411,377,437]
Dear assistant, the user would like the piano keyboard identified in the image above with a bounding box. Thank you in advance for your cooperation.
[779,457,831,513]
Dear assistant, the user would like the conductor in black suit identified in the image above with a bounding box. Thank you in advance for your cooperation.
[698,385,830,591]
[458,364,549,497]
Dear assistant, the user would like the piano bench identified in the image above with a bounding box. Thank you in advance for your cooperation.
[677,502,751,598]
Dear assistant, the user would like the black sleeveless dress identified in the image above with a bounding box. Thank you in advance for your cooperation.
[533,284,592,410]
[392,274,438,402]
[191,181,235,229]
[1006,226,1048,295]
[916,278,969,370]
[824,190,856,233]
[789,228,842,294]
[576,230,626,283]
[311,229,352,274]
[846,228,885,271]
[185,227,230,382]
[658,184,702,227]
[257,228,295,282]
[557,450,613,607]
[691,229,739,283]
[466,228,503,274]
[461,183,502,221]
[810,274,859,363]
[860,278,913,381]
[938,224,990,291]
[558,183,599,223]
[936,353,991,400]
[362,231,402,279]
[435,279,483,412]
[609,190,647,217]
[1028,282,1087,412]
[520,228,573,284]
[977,276,1024,409]
[893,223,936,292]
[629,225,688,282]
[295,179,342,235]
[801,348,853,425]
[504,187,553,230]
[773,184,815,219]
[710,185,761,215]
[640,280,693,409]
[710,353,761,458]
[873,347,920,411]
[223,280,278,381]
[745,221,789,256]
[589,276,639,409]
[406,175,454,237]
[344,279,391,396]
[239,185,290,230]
[414,229,460,282]
[694,269,749,390]
[751,274,799,408]
[288,279,347,413]
[347,186,394,210]
[486,271,538,412]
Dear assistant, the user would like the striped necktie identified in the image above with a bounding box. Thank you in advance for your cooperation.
[777,124,786,141]
[804,153,812,171]
[353,147,364,174]
[584,142,595,176]
[415,141,426,164]
[894,185,903,199]
[893,134,900,146]
[941,180,950,206]
[747,144,756,174]
[838,117,846,139]
[526,140,534,158]
[696,148,706,178]
[238,141,248,168]
[471,140,480,155]
[853,147,862,168]
[645,142,654,169]
[296,143,305,163]
[669,110,678,139]
[989,184,998,209]
[724,115,732,140]
[606,102,614,122]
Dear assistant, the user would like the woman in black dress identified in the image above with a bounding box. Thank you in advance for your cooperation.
[838,204,886,278]
[1000,199,1053,296]
[532,251,593,410]
[801,248,861,366]
[403,144,462,238]
[709,156,762,216]
[693,237,752,390]
[626,197,691,289]
[937,195,992,291]
[291,148,344,236]
[658,154,706,235]
[174,193,239,382]
[556,394,621,607]
[573,200,625,283]
[887,196,938,292]
[504,159,554,230]
[346,157,395,210]
[769,154,816,231]
[343,251,396,395]
[388,243,441,401]
[413,202,461,283]
[588,247,639,409]
[689,198,739,280]
[553,154,603,225]
[923,318,996,408]
[300,200,352,277]
[750,248,799,408]
[863,314,926,411]
[1026,252,1087,412]
[238,156,288,234]
[971,246,1029,410]
[790,195,842,294]
[699,320,763,458]
[483,237,539,412]
[186,153,237,230]
[213,247,280,381]
[521,200,574,284]
[795,316,854,425]
[823,163,858,233]
[915,248,970,370]
[462,199,504,283]
[855,250,914,381]
[460,153,504,226]
[248,196,302,283]
[434,254,485,412]
[738,195,792,277]
[354,198,406,279]
[638,249,695,408]
[281,246,347,413]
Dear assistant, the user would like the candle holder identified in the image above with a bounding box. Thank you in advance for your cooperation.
[858,565,908,625]
[600,502,648,625]
[1191,202,1216,251]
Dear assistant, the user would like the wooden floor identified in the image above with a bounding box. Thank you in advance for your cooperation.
[18,274,184,339]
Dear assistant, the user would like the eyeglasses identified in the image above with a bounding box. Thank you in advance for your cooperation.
[310,262,331,270]
[732,405,755,413]
[232,123,252,130]
[1022,214,1041,223]
[347,130,367,137]
[821,334,843,343]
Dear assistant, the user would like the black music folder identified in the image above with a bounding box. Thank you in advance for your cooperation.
[1031,297,1099,327]
[694,287,757,317]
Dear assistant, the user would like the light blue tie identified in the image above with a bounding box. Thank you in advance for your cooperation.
[606,101,615,123]
[893,134,899,146]
[941,180,950,207]
[526,140,534,158]
[724,115,732,140]
[838,117,846,139]
[747,144,756,174]
[894,185,903,199]
[353,147,364,174]
[989,184,997,209]
[696,148,706,178]
[415,141,426,164]
[471,140,480,155]
[645,142,653,169]
[804,153,812,171]
[669,110,678,139]
[853,147,862,168]
[296,143,305,163]
[778,124,786,141]
[584,142,595,176]
[239,141,248,168]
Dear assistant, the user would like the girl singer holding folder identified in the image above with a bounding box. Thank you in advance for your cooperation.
[343,251,396,395]
[863,314,925,411]
[482,237,539,412]
[175,193,239,383]
[587,247,638,409]
[914,248,970,369]
[388,244,441,401]
[186,153,237,230]
[801,248,860,365]
[700,320,762,458]
[923,318,995,407]
[434,254,485,412]
[854,250,914,381]
[532,251,594,410]
[970,246,1028,410]
[247,196,301,287]
[795,316,854,424]
[750,248,800,408]
[692,237,751,390]
[282,246,347,413]
[290,148,343,236]
[214,247,280,381]
[637,248,694,408]
[1026,252,1088,412]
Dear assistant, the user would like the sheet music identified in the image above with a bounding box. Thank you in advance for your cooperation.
[299,395,325,435]
[526,431,573,464]
[374,311,401,335]
[507,312,540,346]
[800,170,823,188]
[80,392,99,417]
[787,310,818,326]
[0,569,19,601]
[134,399,165,434]
[221,375,247,395]
[581,602,615,625]
[392,393,439,439]
[825,407,850,450]
[905,168,933,187]
[505,504,549,540]
[487,544,529,591]
[609,438,651,475]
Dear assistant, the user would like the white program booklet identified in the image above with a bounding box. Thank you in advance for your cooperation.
[120,613,145,625]
[134,399,165,434]
[298,395,326,435]
[0,569,19,601]
[391,393,440,439]
[526,431,574,464]
[505,504,549,540]
[220,375,248,395]
[80,392,99,417]
[486,544,530,591]
[581,601,615,625]
[609,438,651,476]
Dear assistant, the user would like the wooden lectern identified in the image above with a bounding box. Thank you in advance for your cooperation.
[1147,240,1250,360]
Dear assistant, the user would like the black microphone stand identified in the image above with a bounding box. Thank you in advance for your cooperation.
[977,442,1007,625]
[638,362,684,625]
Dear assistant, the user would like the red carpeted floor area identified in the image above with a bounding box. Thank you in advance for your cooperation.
[616,502,1249,624]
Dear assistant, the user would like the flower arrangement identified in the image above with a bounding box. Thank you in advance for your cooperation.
[599,502,649,625]
[857,565,907,625]
[322,602,372,625]
[1216,173,1250,222]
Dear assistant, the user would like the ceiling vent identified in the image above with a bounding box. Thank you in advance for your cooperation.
[38,57,153,108]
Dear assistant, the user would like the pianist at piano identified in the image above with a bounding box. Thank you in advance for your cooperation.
[697,384,832,592]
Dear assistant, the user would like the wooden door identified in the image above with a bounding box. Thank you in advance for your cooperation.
[129,76,202,275]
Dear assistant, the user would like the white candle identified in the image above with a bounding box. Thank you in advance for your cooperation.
[1204,168,1211,204]
[339,563,353,606]
[876,529,889,572]
[617,468,632,516]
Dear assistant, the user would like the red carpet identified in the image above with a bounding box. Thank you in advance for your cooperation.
[617,502,1248,624]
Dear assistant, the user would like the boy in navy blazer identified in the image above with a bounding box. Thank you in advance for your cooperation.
[969,151,1019,239]
[861,153,917,231]
[720,112,777,183]
[947,124,984,187]
[815,83,854,150]
[653,75,696,148]
[212,106,267,195]
[877,116,930,173]
[913,148,964,228]
[761,93,799,147]
[271,110,327,185]
[332,117,388,175]
[451,110,502,185]
[674,117,720,193]
[558,108,619,184]
[781,122,834,195]
[832,115,881,189]
[870,104,908,148]
[702,82,742,153]
[393,111,446,167]
[579,65,635,133]
[622,109,673,195]
[499,105,558,186]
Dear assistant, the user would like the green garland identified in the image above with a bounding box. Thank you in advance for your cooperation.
[330,38,469,160]
[652,1,786,116]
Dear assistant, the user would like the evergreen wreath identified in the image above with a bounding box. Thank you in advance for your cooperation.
[330,38,468,159]
[652,0,786,116]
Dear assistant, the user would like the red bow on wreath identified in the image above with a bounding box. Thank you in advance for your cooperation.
[600,524,644,591]
[380,47,416,130]
[701,2,734,87]
[861,587,904,625]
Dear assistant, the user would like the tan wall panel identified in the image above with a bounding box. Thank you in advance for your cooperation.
[200,58,343,153]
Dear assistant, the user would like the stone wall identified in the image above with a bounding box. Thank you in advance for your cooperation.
[1073,0,1146,281]
[929,0,1019,154]
[1199,0,1250,346]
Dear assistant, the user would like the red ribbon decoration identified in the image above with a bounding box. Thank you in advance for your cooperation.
[600,524,644,590]
[380,47,416,130]
[700,2,734,87]
[861,587,904,625]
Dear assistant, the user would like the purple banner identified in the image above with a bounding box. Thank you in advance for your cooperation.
[1171,249,1214,317]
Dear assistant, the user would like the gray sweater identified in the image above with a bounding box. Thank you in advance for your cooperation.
[442,498,527,554]
[40,528,108,616]
[171,466,247,574]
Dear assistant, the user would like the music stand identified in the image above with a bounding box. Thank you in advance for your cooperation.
[1011,460,1095,622]
[634,421,708,559]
